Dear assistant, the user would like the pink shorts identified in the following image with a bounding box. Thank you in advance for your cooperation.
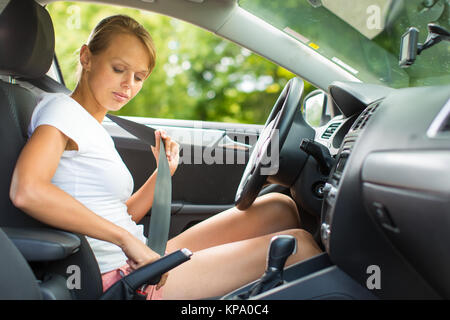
[101,264,164,300]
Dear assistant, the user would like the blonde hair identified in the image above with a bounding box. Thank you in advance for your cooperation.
[77,15,156,79]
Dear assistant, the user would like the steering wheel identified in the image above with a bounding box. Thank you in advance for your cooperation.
[235,77,304,210]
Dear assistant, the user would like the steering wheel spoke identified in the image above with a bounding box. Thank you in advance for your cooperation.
[235,77,305,210]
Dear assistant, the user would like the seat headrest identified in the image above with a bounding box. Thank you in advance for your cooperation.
[0,0,55,79]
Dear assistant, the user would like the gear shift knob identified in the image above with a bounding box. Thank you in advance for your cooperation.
[233,234,297,299]
[267,235,297,272]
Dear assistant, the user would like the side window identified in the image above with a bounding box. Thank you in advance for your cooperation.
[46,58,65,84]
[48,3,315,124]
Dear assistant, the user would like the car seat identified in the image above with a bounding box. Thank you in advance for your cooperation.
[0,0,189,300]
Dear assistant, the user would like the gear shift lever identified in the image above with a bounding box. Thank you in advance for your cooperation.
[266,235,297,273]
[236,235,297,299]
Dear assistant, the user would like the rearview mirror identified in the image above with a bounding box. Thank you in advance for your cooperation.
[302,90,328,127]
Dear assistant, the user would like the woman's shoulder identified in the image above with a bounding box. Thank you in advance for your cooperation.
[33,92,86,121]
[36,92,77,110]
[29,92,87,135]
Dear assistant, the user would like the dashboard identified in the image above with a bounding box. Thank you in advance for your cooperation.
[320,82,450,299]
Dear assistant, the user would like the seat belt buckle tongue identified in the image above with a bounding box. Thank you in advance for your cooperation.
[134,286,148,300]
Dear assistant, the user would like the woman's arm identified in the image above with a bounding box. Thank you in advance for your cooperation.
[126,168,158,223]
[10,125,160,269]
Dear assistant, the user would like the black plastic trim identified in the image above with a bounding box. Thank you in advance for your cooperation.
[222,252,333,300]
[256,266,377,300]
[4,227,81,261]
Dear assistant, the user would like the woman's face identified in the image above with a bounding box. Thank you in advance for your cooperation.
[82,33,151,112]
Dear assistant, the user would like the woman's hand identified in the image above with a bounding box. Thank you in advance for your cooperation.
[119,231,168,290]
[151,129,180,176]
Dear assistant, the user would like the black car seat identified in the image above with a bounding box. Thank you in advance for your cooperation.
[0,227,43,300]
[0,0,192,300]
[0,0,104,299]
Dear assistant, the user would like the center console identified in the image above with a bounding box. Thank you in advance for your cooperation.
[320,101,381,253]
[221,251,376,300]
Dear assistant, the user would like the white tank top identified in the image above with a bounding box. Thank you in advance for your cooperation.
[28,92,147,273]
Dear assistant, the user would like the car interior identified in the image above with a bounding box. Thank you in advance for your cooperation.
[0,0,449,300]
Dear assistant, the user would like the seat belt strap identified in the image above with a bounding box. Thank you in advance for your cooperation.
[147,135,171,256]
[105,114,171,256]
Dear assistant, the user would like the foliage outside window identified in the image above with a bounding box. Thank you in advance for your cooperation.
[47,2,317,124]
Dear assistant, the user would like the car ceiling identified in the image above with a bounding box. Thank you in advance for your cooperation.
[40,0,360,91]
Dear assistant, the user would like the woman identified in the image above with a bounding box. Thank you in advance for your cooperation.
[9,15,321,300]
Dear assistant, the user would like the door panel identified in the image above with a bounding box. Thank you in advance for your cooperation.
[103,117,263,237]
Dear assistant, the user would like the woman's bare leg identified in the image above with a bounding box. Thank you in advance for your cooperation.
[162,228,322,300]
[167,192,302,253]
[161,192,321,299]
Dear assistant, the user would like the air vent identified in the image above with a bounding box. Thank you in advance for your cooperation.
[351,102,380,131]
[341,138,355,153]
[331,137,355,185]
[321,122,342,139]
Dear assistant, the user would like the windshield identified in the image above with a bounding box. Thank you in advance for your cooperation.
[239,0,450,88]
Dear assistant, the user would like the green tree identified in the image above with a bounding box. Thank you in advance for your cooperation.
[47,2,316,124]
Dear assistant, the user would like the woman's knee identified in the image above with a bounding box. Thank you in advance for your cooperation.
[281,228,322,260]
[258,192,301,228]
[287,228,313,242]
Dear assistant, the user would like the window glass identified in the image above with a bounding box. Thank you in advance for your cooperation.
[240,0,450,88]
[46,59,63,83]
[47,2,316,124]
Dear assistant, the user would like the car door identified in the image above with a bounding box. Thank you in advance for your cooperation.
[104,116,263,238]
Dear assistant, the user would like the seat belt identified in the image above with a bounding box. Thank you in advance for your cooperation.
[106,114,171,257]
